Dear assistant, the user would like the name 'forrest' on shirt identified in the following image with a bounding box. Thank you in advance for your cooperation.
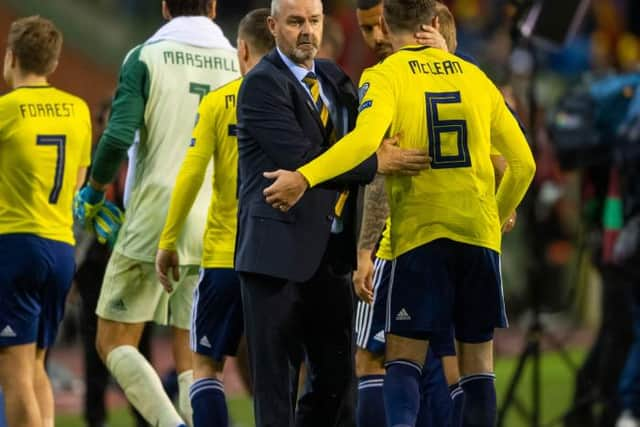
[19,103,75,118]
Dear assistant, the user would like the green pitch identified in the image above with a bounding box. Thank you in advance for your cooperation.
[54,350,585,427]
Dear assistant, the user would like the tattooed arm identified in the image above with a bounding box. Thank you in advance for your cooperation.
[353,174,390,303]
[359,174,390,250]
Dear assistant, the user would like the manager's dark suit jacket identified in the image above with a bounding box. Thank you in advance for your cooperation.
[235,50,377,281]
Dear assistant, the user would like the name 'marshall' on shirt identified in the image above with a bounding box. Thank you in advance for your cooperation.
[163,50,238,72]
[408,59,463,76]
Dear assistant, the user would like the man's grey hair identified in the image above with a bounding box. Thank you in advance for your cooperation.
[270,0,281,16]
[270,0,323,18]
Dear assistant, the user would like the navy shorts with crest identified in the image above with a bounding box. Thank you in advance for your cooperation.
[0,234,75,348]
[386,238,507,344]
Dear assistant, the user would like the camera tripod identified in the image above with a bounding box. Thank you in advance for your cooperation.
[496,283,580,427]
[497,2,586,423]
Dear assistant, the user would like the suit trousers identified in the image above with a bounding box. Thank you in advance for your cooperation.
[240,253,355,427]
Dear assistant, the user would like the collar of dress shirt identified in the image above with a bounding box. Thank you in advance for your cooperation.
[276,47,334,112]
[277,47,317,88]
[276,47,316,83]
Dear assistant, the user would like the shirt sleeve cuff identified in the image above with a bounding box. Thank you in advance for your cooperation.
[297,166,317,188]
[90,134,130,185]
[158,238,177,251]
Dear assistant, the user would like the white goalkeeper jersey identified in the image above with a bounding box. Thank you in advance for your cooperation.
[103,17,239,265]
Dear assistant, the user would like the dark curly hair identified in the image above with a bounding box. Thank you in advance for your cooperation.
[356,0,381,10]
[384,0,437,34]
[164,0,212,17]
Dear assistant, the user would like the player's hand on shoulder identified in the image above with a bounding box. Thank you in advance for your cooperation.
[262,170,309,212]
[93,201,124,248]
[73,185,105,228]
[415,24,448,52]
[156,249,180,293]
[353,249,375,304]
[376,134,431,176]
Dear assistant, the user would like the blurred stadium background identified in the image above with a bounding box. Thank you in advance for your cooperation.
[1,0,639,426]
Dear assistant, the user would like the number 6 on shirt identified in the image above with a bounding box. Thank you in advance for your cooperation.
[425,91,470,169]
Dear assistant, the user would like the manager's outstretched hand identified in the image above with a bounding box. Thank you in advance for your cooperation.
[263,134,430,211]
[376,135,431,175]
[263,170,309,212]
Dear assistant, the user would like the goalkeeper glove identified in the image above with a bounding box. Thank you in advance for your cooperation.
[73,185,105,228]
[94,201,124,248]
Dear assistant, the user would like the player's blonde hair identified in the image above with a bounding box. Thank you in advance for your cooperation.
[7,16,62,76]
[435,2,457,53]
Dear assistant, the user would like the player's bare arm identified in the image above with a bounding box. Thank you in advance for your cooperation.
[76,167,88,191]
[353,175,389,303]
[358,176,389,251]
[352,140,399,304]
[351,139,409,302]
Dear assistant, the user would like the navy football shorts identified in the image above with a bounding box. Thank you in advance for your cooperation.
[386,238,507,344]
[355,257,456,357]
[0,234,75,348]
[190,268,244,361]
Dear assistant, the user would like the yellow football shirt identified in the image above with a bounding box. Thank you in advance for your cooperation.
[376,218,393,260]
[159,78,241,268]
[299,46,535,256]
[0,86,91,245]
[376,149,503,261]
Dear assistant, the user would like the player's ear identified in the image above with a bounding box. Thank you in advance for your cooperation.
[161,1,172,20]
[4,49,12,66]
[380,15,390,37]
[432,15,440,31]
[7,49,17,69]
[48,59,59,76]
[239,39,250,62]
[267,16,278,37]
[3,49,12,79]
